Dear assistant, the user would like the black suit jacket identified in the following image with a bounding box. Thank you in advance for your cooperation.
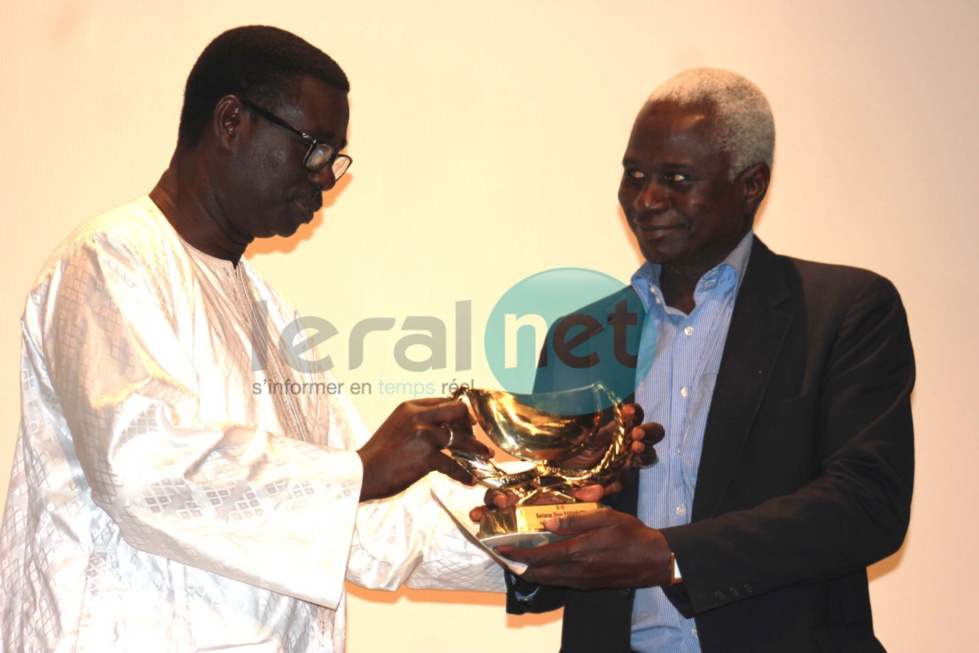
[507,238,915,653]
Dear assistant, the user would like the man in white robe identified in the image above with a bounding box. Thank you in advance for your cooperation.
[0,26,504,652]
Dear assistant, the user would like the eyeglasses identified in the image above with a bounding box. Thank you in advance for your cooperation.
[240,99,352,180]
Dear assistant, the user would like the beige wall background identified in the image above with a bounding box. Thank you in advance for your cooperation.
[2,1,977,650]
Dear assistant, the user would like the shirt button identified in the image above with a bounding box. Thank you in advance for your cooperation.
[692,628,698,637]
[676,505,687,516]
[654,296,662,305]
[683,326,694,336]
[679,387,689,398]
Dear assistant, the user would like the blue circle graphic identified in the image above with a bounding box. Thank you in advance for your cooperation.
[484,267,632,396]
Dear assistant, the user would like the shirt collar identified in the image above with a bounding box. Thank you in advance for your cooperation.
[630,230,755,312]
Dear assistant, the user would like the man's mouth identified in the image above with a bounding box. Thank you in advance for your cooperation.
[633,219,682,234]
[294,192,323,221]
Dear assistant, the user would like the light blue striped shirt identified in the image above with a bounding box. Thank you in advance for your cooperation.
[630,231,754,653]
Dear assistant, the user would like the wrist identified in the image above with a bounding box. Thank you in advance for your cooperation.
[355,450,376,501]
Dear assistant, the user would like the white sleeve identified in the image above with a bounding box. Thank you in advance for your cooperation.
[36,240,363,610]
[346,473,506,594]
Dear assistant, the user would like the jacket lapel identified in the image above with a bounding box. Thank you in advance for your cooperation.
[692,238,794,520]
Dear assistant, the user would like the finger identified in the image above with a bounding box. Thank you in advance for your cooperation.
[627,442,656,468]
[636,441,658,467]
[437,424,454,449]
[434,422,468,450]
[495,538,576,568]
[439,419,475,448]
[620,403,637,429]
[418,399,472,425]
[544,508,612,535]
[493,544,527,563]
[443,430,492,457]
[637,421,665,445]
[482,489,516,509]
[626,403,645,425]
[470,490,518,521]
[433,451,479,485]
[442,413,475,438]
[570,484,605,503]
[408,397,452,406]
[632,422,664,467]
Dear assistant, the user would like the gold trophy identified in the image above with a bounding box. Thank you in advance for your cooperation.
[449,382,630,549]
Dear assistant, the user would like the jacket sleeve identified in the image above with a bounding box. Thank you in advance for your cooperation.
[661,273,914,616]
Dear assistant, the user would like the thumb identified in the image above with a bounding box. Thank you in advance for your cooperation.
[544,509,608,535]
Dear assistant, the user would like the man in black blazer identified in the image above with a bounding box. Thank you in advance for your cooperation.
[496,69,914,653]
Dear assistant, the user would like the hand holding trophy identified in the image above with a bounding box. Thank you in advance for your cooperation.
[448,382,661,549]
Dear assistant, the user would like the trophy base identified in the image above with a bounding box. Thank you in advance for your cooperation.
[480,531,568,549]
[477,502,601,548]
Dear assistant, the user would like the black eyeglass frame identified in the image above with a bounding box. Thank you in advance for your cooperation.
[240,99,351,179]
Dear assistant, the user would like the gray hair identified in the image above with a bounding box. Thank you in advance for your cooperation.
[647,68,775,178]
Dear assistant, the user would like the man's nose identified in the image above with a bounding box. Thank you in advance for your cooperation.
[309,165,337,190]
[635,180,668,211]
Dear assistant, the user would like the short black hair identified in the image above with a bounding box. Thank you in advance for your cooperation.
[177,25,349,149]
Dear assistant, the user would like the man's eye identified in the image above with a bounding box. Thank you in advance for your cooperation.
[665,173,688,184]
[625,169,645,181]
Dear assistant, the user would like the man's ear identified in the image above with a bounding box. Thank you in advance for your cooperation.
[739,162,771,216]
[212,95,245,152]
